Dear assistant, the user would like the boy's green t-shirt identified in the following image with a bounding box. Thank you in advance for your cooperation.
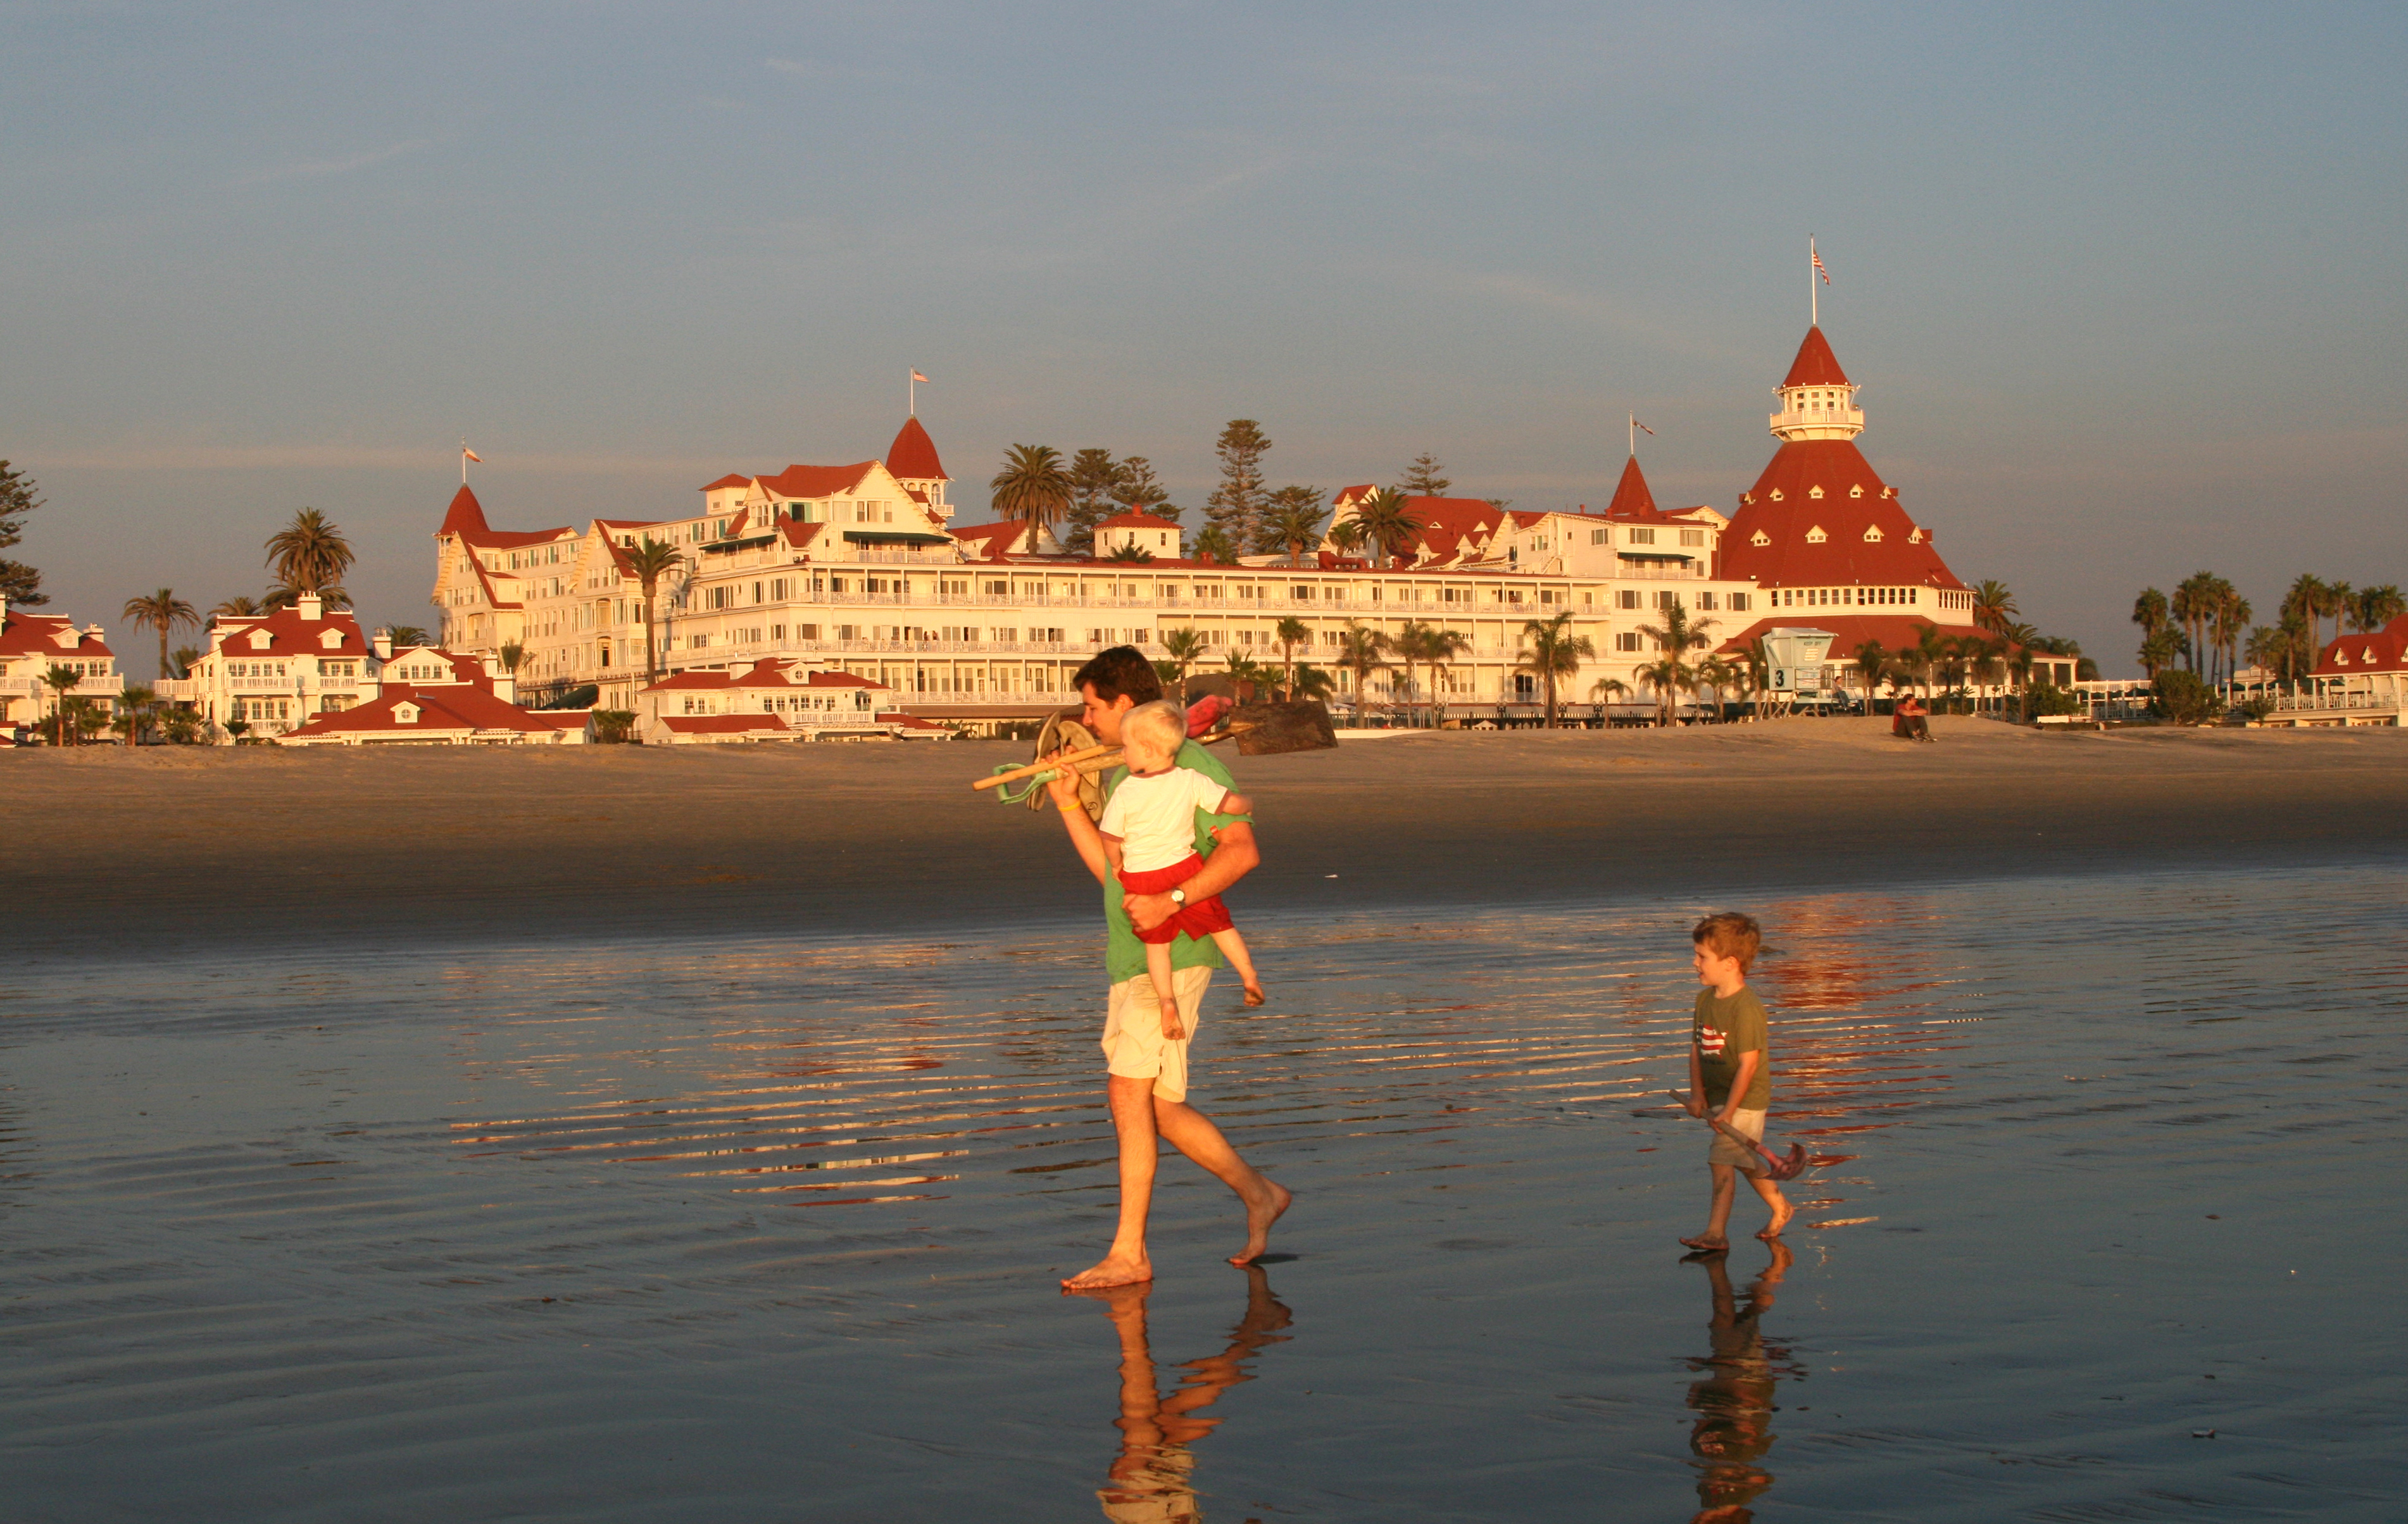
[1693,987,1772,1110]
[1100,739,1252,985]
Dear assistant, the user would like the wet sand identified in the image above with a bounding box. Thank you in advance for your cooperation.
[9,719,2408,959]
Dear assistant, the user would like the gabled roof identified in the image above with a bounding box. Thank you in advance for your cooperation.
[656,713,793,735]
[2315,615,2408,675]
[458,527,570,551]
[1715,613,1995,658]
[1781,325,1852,389]
[949,520,1034,560]
[439,485,490,537]
[754,461,879,499]
[1719,439,1963,592]
[703,474,753,491]
[281,682,553,739]
[886,416,947,482]
[0,613,113,659]
[642,660,891,694]
[779,520,827,549]
[210,603,370,658]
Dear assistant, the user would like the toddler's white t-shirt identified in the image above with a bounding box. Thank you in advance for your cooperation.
[1098,766,1230,873]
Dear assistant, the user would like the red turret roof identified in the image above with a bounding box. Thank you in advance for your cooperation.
[1603,455,1657,518]
[440,485,490,537]
[1781,325,1852,389]
[1719,439,1962,592]
[886,416,947,482]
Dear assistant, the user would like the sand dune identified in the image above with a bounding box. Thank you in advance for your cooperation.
[9,718,2404,959]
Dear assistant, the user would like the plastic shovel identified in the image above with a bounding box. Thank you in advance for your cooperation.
[1666,1091,1809,1180]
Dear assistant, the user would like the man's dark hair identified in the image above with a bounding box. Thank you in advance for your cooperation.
[1073,646,1163,706]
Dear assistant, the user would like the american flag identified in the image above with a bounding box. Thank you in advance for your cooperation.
[1633,418,1655,436]
[1812,248,1831,285]
[461,447,482,463]
[911,370,929,383]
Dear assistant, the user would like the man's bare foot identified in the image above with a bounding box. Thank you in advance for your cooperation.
[1679,1233,1728,1251]
[1756,1200,1794,1240]
[1061,1252,1153,1290]
[1229,1179,1292,1266]
[1243,983,1266,1007]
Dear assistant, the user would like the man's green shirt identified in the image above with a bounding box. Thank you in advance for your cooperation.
[1100,739,1251,985]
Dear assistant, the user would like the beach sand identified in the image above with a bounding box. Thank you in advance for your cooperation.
[10,717,2406,958]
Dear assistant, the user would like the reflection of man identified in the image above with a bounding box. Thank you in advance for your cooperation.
[1685,1242,1793,1524]
[1046,648,1289,1290]
[1074,1265,1295,1524]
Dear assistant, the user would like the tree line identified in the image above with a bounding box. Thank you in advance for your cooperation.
[2131,572,2404,685]
[987,426,1466,566]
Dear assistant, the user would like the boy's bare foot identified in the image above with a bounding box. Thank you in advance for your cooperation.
[1062,1252,1154,1290]
[1756,1200,1794,1240]
[1679,1233,1728,1251]
[1229,1179,1292,1266]
[1243,983,1266,1007]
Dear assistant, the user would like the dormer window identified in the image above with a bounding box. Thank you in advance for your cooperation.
[394,703,420,723]
[1768,489,1784,502]
[320,630,344,649]
[249,630,273,650]
[1809,486,1824,500]
[1850,485,1864,498]
[1908,527,1926,544]
[1750,530,1771,547]
[1805,526,1828,544]
[1863,525,1884,542]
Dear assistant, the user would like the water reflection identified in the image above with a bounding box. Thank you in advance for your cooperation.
[1072,1265,1294,1523]
[1683,1242,1798,1523]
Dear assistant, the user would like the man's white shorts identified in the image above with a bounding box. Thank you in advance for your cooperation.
[1101,965,1213,1102]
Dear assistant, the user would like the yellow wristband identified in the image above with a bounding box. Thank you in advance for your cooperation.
[1057,801,1082,813]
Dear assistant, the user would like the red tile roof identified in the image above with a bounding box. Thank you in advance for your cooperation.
[656,713,793,735]
[2315,615,2408,675]
[1781,325,1852,389]
[1603,455,1657,518]
[1715,613,1990,658]
[210,604,371,658]
[458,528,570,551]
[949,521,1031,560]
[886,416,947,482]
[1718,439,1963,592]
[754,461,878,499]
[1098,510,1180,531]
[439,485,489,537]
[779,520,827,549]
[703,474,753,491]
[282,682,555,740]
[0,612,113,659]
[642,661,890,694]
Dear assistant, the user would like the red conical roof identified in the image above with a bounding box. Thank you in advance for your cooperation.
[1603,454,1657,518]
[439,485,489,537]
[1781,325,1852,388]
[886,415,946,482]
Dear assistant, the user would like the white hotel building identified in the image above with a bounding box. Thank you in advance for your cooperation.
[427,328,1981,730]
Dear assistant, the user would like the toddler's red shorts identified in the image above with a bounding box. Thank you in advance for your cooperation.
[1117,854,1236,944]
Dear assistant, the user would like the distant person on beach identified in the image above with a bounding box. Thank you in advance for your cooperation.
[1893,693,1931,742]
[1681,913,1793,1251]
[1044,647,1290,1290]
[1098,698,1267,1027]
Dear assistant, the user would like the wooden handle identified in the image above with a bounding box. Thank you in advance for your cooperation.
[972,742,1120,790]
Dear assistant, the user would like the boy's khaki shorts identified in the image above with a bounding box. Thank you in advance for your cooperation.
[1708,1108,1768,1175]
[1101,966,1213,1102]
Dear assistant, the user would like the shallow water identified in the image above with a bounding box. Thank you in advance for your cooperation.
[4,866,2404,1521]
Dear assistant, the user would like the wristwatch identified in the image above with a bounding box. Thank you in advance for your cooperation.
[1169,889,1188,907]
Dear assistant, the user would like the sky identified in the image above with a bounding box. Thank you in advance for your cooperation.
[6,2,2404,674]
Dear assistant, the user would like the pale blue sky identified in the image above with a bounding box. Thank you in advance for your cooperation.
[6,2,2404,671]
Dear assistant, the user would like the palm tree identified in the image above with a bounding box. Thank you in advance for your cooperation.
[1631,602,1718,724]
[2210,587,2250,687]
[170,644,202,679]
[498,641,527,677]
[1515,611,1592,727]
[384,625,430,649]
[2138,627,2186,681]
[1392,620,1469,728]
[41,663,79,746]
[1288,663,1338,703]
[1191,524,1239,565]
[1907,621,1949,703]
[1851,639,1890,714]
[211,594,265,620]
[1327,519,1370,559]
[1589,675,1633,721]
[1274,616,1310,699]
[1999,621,2041,718]
[1694,655,1741,721]
[2353,584,2405,634]
[265,582,352,610]
[2279,574,2326,656]
[121,588,199,680]
[989,445,1072,543]
[1348,489,1424,569]
[1334,620,1389,725]
[1222,651,1274,703]
[620,538,686,686]
[113,684,158,746]
[2320,580,2353,658]
[1160,628,1210,692]
[1258,486,1327,565]
[265,509,356,597]
[1105,542,1157,564]
[1971,579,2018,635]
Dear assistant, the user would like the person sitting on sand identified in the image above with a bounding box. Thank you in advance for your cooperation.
[1893,692,1932,742]
[1681,913,1793,1252]
[1044,647,1290,1291]
[1098,699,1267,1029]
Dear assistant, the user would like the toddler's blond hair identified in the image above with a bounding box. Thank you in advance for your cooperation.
[1122,699,1188,757]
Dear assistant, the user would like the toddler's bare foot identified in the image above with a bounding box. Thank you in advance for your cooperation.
[1243,983,1266,1007]
[1229,1178,1292,1266]
[1757,1200,1793,1240]
[1679,1232,1728,1251]
[1062,1252,1153,1290]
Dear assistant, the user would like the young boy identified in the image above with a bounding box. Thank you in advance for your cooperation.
[1096,699,1266,1039]
[1681,912,1793,1251]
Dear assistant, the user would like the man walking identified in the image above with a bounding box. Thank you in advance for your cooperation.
[1044,647,1289,1289]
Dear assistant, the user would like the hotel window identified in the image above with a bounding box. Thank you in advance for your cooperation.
[1615,632,1642,652]
[1591,528,1608,545]
[1616,590,1641,610]
[1695,592,1717,611]
[1731,593,1750,611]
[1629,527,1657,546]
[1680,529,1705,547]
[1655,590,1677,609]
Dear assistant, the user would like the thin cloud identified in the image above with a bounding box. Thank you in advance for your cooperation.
[240,139,433,186]
[30,444,733,477]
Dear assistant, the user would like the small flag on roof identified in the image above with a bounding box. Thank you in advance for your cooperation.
[1812,247,1831,285]
[911,370,929,383]
[1632,418,1655,436]
[462,446,482,463]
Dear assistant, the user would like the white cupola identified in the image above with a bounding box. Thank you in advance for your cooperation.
[1769,325,1866,443]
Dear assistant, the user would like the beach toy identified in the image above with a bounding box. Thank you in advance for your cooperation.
[1665,1092,1809,1180]
[974,700,1339,819]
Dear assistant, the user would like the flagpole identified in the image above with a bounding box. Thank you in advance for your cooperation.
[461,439,468,486]
[1810,236,1817,327]
[1628,412,1634,457]
[908,370,915,416]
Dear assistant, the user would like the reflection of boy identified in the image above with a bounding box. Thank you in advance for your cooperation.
[1681,913,1793,1252]
[1686,1242,1792,1523]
